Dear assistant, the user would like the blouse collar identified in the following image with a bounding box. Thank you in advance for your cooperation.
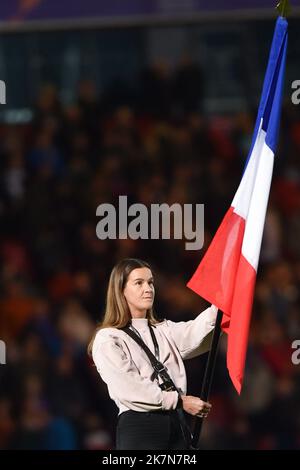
[131,317,149,330]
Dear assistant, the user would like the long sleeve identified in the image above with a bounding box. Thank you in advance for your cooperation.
[92,332,179,412]
[164,305,218,360]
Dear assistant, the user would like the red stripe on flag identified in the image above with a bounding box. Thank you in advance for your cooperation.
[227,255,256,394]
[187,207,257,393]
[187,206,245,318]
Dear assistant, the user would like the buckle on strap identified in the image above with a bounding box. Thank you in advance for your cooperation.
[159,382,175,392]
[154,362,176,392]
[153,361,166,374]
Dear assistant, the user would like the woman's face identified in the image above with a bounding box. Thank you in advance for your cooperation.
[123,267,155,318]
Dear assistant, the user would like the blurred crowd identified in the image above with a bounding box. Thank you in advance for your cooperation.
[0,61,300,449]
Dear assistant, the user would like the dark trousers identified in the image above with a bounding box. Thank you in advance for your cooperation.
[116,409,188,450]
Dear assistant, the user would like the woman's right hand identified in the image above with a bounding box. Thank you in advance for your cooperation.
[181,395,212,418]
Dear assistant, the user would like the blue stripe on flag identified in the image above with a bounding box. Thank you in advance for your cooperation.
[243,16,288,169]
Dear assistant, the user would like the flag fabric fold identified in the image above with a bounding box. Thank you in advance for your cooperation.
[187,17,288,394]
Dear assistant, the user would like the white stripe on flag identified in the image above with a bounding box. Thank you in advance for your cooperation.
[242,139,274,270]
[232,119,264,219]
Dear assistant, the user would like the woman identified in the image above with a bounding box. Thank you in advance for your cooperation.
[88,258,217,450]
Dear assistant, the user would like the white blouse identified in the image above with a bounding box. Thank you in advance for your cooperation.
[92,305,218,415]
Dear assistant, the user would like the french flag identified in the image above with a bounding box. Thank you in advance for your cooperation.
[187,17,288,394]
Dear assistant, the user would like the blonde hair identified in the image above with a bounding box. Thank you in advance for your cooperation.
[87,258,160,355]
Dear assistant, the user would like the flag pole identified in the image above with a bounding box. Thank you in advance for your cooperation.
[190,2,290,450]
[190,309,223,449]
[189,1,289,451]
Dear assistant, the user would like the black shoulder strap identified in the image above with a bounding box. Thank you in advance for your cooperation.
[122,325,176,392]
[121,324,193,448]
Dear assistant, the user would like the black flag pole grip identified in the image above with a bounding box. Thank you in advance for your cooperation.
[190,309,223,450]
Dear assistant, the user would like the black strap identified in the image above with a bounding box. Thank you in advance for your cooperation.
[130,323,160,362]
[149,324,160,363]
[121,324,192,448]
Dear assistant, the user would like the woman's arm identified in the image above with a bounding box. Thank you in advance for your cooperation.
[164,305,218,360]
[92,332,179,412]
